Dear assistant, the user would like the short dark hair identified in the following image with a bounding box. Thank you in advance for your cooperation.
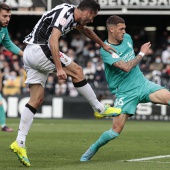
[0,3,11,11]
[106,15,125,26]
[77,0,100,13]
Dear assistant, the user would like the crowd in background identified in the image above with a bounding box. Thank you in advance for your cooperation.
[1,29,170,99]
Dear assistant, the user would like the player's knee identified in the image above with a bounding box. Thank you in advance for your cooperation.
[73,65,84,80]
[166,91,170,105]
[112,124,124,134]
[37,97,44,106]
[162,91,170,106]
[30,96,44,108]
[164,95,170,106]
[168,100,170,106]
[76,64,83,74]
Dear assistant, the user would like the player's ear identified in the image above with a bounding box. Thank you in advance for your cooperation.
[84,10,90,18]
[109,26,114,33]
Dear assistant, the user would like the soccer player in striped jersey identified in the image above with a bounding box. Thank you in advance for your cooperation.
[10,0,121,167]
[0,3,23,132]
[80,15,170,162]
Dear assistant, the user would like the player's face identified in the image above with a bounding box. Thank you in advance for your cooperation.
[0,9,11,27]
[79,10,98,26]
[110,23,126,42]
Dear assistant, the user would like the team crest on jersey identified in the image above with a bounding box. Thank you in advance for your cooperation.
[59,18,67,26]
[127,42,132,48]
[112,53,119,58]
[60,53,64,58]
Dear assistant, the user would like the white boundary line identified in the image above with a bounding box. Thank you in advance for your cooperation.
[137,161,170,164]
[124,155,170,162]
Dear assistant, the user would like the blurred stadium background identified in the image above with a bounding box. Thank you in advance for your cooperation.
[0,0,170,120]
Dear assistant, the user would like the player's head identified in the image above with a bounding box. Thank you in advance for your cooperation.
[0,3,11,27]
[77,0,100,26]
[106,15,126,42]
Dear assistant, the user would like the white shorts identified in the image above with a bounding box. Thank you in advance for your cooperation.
[23,44,72,87]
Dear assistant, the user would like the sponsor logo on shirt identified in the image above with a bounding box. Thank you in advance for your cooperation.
[59,18,67,26]
[60,53,68,62]
[122,50,135,61]
[112,53,119,58]
[60,53,64,58]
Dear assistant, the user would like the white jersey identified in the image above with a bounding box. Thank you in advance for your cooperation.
[24,3,78,45]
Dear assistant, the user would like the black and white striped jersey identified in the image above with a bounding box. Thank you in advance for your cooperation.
[24,3,78,45]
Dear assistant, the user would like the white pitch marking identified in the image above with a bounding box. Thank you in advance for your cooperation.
[137,161,170,164]
[125,155,170,162]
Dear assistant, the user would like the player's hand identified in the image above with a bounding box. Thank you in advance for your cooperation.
[103,43,116,53]
[140,42,151,55]
[56,69,67,80]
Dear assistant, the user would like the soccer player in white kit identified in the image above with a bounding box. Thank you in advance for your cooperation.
[9,0,121,167]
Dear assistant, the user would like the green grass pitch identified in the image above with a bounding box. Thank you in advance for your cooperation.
[1,118,170,170]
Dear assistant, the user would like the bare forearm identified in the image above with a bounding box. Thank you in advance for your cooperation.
[126,54,143,70]
[114,54,143,72]
[77,26,115,53]
[80,26,104,46]
[18,50,23,57]
[49,40,62,70]
[114,42,151,72]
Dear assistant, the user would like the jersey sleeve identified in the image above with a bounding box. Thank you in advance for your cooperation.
[2,28,21,55]
[100,48,122,66]
[51,6,73,33]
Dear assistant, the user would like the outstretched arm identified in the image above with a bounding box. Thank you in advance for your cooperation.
[113,42,151,72]
[18,50,23,57]
[2,28,23,56]
[77,25,116,53]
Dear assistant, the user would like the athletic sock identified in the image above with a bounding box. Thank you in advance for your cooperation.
[91,129,119,152]
[74,79,105,113]
[16,104,36,147]
[0,105,6,127]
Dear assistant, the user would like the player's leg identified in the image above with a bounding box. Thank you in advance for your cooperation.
[80,91,138,162]
[0,97,6,129]
[0,69,13,132]
[10,75,47,165]
[149,89,170,105]
[138,80,170,105]
[63,62,105,112]
[0,93,13,132]
[61,52,121,117]
[10,84,44,167]
[17,84,44,146]
[80,114,129,162]
[10,44,49,167]
[13,44,48,146]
